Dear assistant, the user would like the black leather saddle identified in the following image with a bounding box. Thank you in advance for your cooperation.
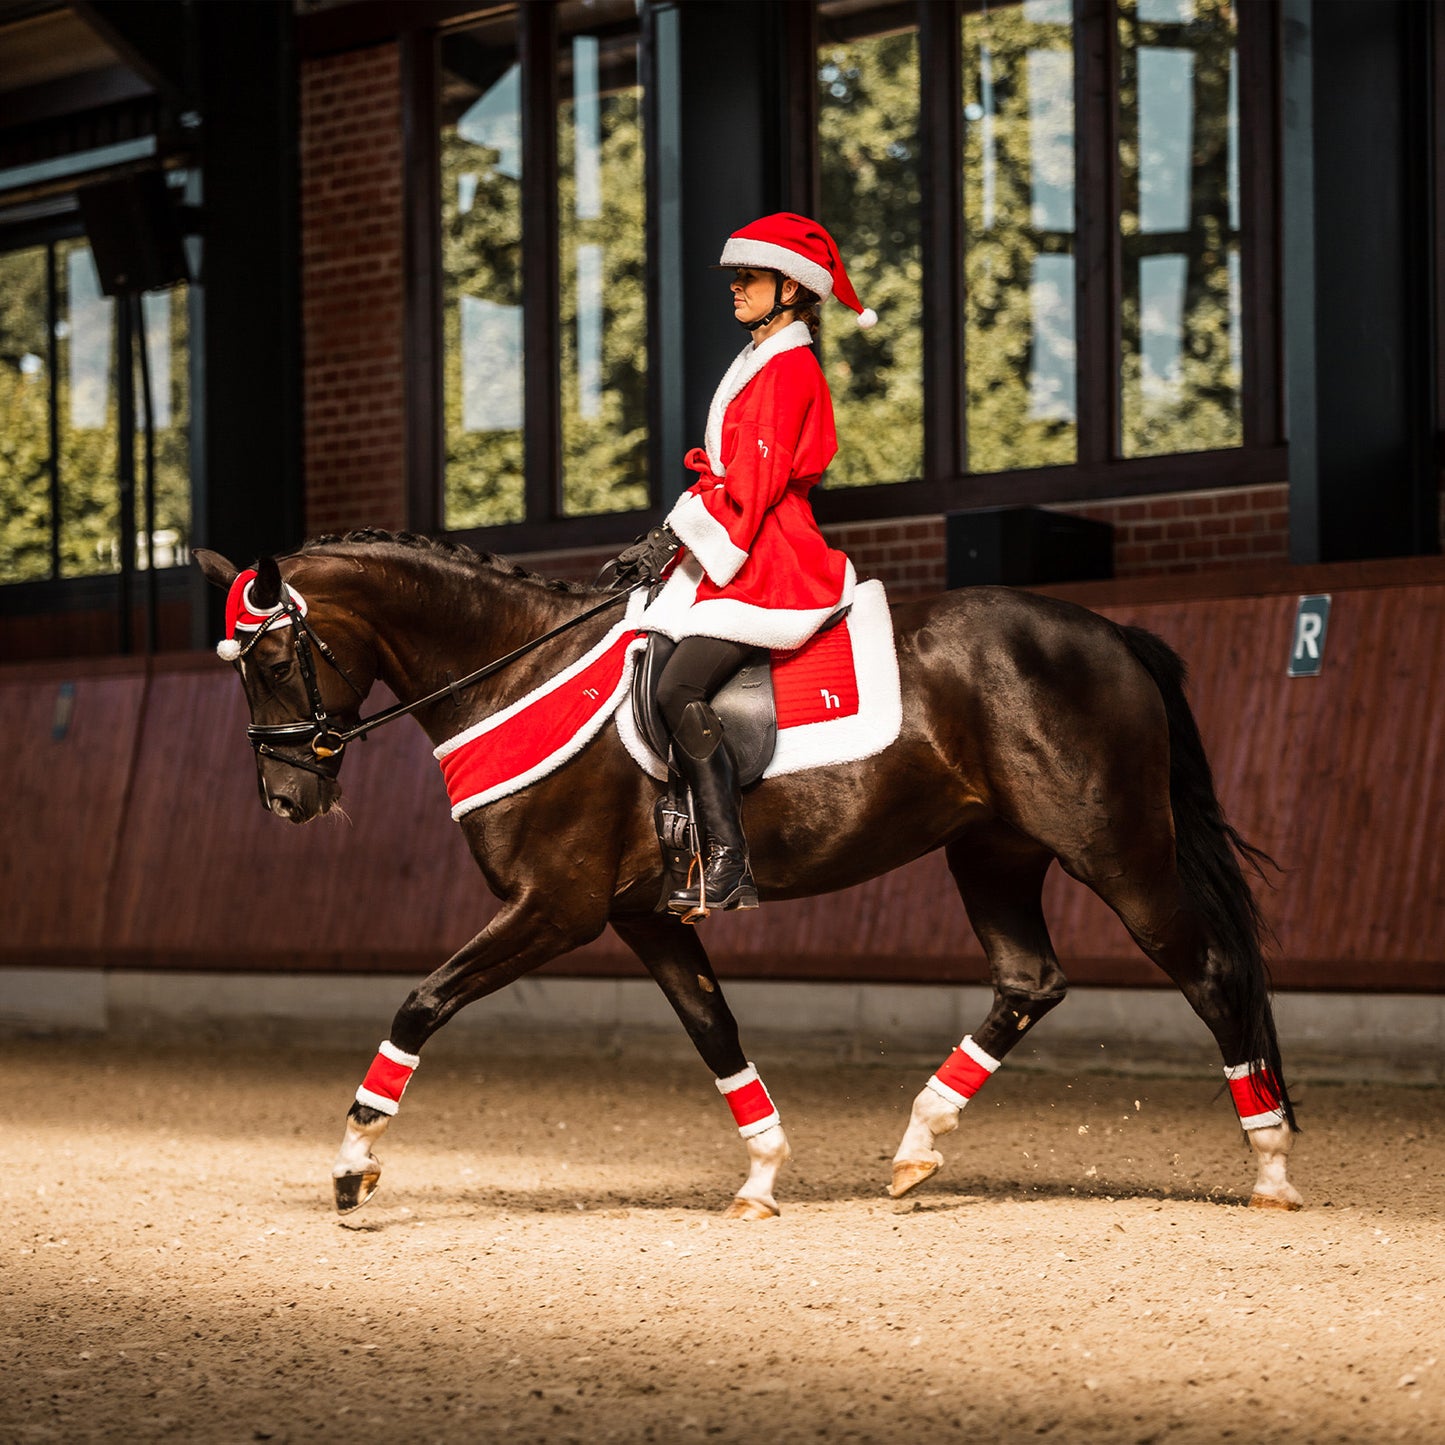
[632,635,776,786]
[630,606,851,787]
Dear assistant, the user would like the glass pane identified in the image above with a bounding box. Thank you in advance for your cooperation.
[0,246,53,583]
[137,285,192,570]
[57,240,120,578]
[558,2,649,517]
[962,0,1078,472]
[817,4,923,488]
[440,15,526,528]
[1118,0,1241,457]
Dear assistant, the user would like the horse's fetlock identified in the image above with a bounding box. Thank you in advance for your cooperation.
[349,1102,388,1127]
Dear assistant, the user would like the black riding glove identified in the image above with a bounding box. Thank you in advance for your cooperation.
[596,524,681,589]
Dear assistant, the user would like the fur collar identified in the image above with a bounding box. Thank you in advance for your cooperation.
[703,320,814,477]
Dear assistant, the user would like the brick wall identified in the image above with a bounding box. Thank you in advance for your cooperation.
[821,482,1290,597]
[299,45,408,538]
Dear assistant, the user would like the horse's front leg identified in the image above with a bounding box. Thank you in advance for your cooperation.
[611,913,790,1219]
[333,904,592,1213]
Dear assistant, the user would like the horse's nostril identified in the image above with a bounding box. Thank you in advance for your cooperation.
[270,797,295,819]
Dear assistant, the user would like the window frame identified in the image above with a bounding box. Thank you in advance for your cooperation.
[410,1,666,555]
[795,0,1284,530]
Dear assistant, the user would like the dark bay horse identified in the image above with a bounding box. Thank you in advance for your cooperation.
[195,531,1300,1218]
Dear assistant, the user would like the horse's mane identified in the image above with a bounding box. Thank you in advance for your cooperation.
[297,528,595,595]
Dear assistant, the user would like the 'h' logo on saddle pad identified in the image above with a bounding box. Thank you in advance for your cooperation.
[772,623,860,728]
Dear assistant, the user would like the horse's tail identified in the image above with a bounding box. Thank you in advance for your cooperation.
[1117,624,1296,1130]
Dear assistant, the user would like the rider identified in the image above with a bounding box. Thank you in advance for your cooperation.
[615,212,877,917]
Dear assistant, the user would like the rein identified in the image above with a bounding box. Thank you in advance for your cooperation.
[238,581,644,777]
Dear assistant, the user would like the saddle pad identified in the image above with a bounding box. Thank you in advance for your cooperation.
[615,578,902,782]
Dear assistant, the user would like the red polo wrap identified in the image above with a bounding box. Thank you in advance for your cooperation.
[1228,1066,1282,1119]
[361,1050,416,1105]
[935,1046,993,1101]
[723,1078,775,1129]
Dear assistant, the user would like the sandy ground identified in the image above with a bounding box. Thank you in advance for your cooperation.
[2,1034,1443,1444]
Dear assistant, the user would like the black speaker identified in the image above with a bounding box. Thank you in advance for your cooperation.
[77,171,190,296]
[945,506,1114,588]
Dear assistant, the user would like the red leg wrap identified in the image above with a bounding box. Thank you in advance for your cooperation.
[716,1064,781,1139]
[1224,1060,1286,1129]
[926,1034,1001,1110]
[356,1040,420,1116]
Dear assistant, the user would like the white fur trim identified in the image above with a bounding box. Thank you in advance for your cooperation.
[1237,1107,1287,1130]
[716,1064,761,1095]
[436,594,649,819]
[719,238,833,299]
[379,1039,420,1070]
[959,1034,1002,1073]
[704,320,813,477]
[354,1086,400,1116]
[1223,1060,1267,1080]
[216,639,241,661]
[925,1075,973,1111]
[239,579,307,626]
[667,490,750,587]
[857,307,877,329]
[737,1110,782,1140]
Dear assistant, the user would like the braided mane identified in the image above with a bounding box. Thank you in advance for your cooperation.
[298,528,595,595]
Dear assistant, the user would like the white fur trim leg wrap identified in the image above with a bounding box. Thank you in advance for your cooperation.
[355,1039,421,1116]
[925,1034,1001,1110]
[1223,1060,1287,1130]
[716,1063,782,1139]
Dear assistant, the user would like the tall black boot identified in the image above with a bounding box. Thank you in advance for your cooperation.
[668,700,758,920]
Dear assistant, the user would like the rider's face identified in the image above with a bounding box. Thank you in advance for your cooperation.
[731,268,796,326]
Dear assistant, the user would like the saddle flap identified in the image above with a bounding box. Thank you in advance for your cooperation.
[632,632,777,787]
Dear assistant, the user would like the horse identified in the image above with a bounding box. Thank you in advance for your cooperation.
[194,530,1301,1220]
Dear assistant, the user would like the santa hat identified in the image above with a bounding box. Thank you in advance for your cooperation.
[215,568,307,661]
[718,212,878,328]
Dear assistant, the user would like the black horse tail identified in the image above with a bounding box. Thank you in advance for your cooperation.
[1117,624,1296,1130]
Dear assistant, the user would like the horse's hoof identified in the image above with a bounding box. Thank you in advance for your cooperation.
[1248,1191,1303,1211]
[723,1196,778,1220]
[334,1168,381,1214]
[888,1157,941,1199]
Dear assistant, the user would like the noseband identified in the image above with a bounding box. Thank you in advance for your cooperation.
[231,579,644,792]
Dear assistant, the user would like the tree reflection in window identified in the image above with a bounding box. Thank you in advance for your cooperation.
[441,17,526,529]
[962,0,1079,472]
[1118,0,1242,457]
[817,3,924,489]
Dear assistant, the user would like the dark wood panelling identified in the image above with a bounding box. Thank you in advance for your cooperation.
[6,561,1445,994]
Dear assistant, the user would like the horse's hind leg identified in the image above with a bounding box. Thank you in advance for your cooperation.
[891,830,1066,1198]
[1089,860,1302,1210]
[611,913,790,1220]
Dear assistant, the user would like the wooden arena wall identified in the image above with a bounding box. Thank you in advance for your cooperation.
[5,558,1445,993]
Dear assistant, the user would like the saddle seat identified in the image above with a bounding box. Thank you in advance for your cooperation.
[629,605,851,786]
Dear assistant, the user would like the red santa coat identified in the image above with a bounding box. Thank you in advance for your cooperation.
[643,319,856,651]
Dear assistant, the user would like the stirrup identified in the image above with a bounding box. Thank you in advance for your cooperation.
[668,849,758,924]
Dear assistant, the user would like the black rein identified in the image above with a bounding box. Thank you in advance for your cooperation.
[239,581,643,776]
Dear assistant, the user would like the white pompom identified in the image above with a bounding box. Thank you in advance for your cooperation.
[856,307,878,329]
[216,639,242,661]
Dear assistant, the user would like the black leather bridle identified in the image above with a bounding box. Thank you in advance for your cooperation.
[233,580,643,791]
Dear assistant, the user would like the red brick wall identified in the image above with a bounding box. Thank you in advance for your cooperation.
[821,482,1291,597]
[299,45,408,538]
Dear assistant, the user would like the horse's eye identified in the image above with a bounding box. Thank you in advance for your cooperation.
[269,660,292,682]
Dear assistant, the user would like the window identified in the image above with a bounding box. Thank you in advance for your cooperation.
[438,1,650,540]
[802,0,1280,517]
[0,233,190,588]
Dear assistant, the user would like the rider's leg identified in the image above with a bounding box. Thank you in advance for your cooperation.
[655,637,760,917]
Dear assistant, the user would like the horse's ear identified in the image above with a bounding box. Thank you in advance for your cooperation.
[193,549,239,591]
[252,556,283,608]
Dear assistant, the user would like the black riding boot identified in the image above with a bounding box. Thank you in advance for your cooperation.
[668,700,758,920]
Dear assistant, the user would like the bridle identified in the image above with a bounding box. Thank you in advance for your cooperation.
[232,579,644,788]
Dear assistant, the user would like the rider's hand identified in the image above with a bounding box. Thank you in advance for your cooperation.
[595,525,681,589]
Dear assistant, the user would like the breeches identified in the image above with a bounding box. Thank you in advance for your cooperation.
[655,635,759,735]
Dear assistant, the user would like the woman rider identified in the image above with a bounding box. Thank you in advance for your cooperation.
[611,213,878,919]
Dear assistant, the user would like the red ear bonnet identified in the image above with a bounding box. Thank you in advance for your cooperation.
[215,569,308,661]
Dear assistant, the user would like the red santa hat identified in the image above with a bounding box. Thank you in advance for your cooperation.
[215,568,307,661]
[718,212,878,328]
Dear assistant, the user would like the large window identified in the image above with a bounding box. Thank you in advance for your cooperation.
[439,1,649,539]
[803,0,1279,516]
[0,234,190,588]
